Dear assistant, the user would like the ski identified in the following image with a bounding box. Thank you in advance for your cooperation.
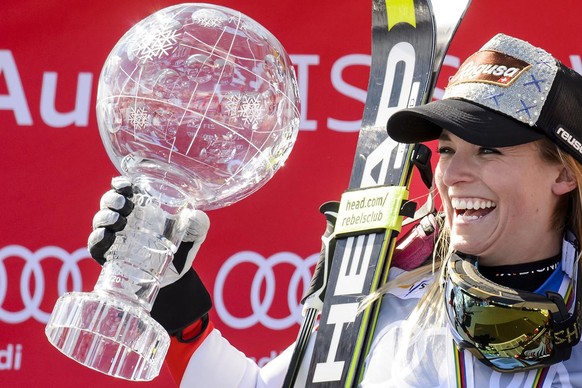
[302,0,471,386]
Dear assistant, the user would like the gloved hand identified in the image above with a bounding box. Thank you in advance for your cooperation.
[88,176,213,342]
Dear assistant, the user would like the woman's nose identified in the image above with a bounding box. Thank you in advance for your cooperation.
[438,152,475,187]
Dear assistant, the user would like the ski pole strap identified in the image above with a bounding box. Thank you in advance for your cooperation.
[334,185,409,238]
[300,201,339,309]
[411,143,433,190]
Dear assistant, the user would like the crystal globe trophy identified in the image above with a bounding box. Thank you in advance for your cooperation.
[45,3,300,381]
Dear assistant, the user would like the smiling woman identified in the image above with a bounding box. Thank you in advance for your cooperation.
[365,33,582,385]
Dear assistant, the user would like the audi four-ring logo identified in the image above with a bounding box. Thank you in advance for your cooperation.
[1,245,318,331]
[0,245,92,324]
[214,251,318,330]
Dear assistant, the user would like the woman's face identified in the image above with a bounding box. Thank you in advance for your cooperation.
[435,130,573,266]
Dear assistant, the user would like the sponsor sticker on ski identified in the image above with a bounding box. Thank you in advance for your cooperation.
[335,186,409,237]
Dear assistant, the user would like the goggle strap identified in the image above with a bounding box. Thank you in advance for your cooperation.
[547,292,581,351]
[550,233,582,358]
[546,291,568,318]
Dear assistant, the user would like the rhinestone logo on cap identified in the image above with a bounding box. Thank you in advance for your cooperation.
[448,50,531,87]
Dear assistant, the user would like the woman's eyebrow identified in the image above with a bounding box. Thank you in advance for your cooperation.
[438,132,451,141]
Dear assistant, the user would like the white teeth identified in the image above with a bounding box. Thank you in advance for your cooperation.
[451,198,497,210]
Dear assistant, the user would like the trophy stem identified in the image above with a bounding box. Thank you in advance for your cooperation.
[46,175,194,381]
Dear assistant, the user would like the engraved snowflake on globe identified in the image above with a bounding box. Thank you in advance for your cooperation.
[96,4,300,210]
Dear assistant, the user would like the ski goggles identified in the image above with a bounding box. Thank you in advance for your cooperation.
[443,252,582,372]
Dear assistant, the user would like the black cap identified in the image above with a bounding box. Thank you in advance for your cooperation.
[387,34,582,164]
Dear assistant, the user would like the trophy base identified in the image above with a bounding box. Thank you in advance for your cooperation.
[45,291,170,381]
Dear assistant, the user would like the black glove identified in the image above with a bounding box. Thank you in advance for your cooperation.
[88,176,212,341]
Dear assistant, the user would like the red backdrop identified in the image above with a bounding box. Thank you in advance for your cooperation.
[1,1,581,386]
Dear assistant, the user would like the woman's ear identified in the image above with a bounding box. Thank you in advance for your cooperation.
[552,167,578,195]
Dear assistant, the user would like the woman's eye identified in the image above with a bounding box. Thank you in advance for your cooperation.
[436,146,454,155]
[478,147,501,155]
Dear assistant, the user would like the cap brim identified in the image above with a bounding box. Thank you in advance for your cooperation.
[386,98,545,147]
